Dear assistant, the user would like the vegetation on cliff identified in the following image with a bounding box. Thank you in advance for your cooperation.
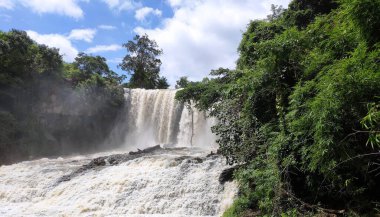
[176,0,380,215]
[0,30,125,164]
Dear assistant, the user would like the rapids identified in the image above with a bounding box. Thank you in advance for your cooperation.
[0,88,237,217]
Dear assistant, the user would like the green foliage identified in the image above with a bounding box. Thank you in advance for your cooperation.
[237,20,284,69]
[0,29,126,164]
[175,76,190,89]
[156,76,169,89]
[289,43,380,172]
[341,0,380,46]
[361,102,380,148]
[66,52,125,87]
[64,52,125,107]
[283,0,338,29]
[119,34,164,89]
[177,0,380,215]
[175,75,225,111]
[0,29,63,87]
[222,196,255,217]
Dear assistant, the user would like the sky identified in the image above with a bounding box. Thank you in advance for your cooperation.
[0,0,291,86]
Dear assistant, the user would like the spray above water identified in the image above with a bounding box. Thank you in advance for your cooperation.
[0,88,236,217]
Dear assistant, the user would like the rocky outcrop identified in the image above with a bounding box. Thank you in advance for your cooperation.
[219,165,240,184]
[128,145,162,155]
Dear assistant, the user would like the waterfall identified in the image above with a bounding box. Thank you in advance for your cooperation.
[119,88,216,150]
[0,88,236,217]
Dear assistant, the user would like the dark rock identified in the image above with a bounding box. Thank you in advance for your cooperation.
[193,157,203,163]
[219,165,240,184]
[55,145,164,185]
[92,157,107,166]
[174,156,191,162]
[174,156,204,164]
[129,145,161,155]
[206,151,218,158]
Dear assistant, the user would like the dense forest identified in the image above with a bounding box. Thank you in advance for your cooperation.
[0,30,167,164]
[176,0,380,216]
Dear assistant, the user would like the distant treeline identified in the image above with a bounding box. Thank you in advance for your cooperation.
[0,30,126,164]
[176,0,380,216]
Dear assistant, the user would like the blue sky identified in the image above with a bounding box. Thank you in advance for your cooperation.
[0,0,290,85]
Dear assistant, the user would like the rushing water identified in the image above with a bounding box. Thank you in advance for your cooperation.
[119,88,216,149]
[0,89,236,217]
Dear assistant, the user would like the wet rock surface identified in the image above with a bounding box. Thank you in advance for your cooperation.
[128,145,162,155]
[219,165,240,184]
[174,156,204,164]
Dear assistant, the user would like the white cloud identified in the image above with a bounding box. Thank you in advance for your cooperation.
[102,0,140,11]
[68,28,96,42]
[135,7,162,21]
[166,0,183,8]
[26,30,78,62]
[98,25,117,30]
[102,0,119,8]
[0,0,13,9]
[19,0,84,19]
[26,28,121,62]
[86,44,122,53]
[135,0,291,85]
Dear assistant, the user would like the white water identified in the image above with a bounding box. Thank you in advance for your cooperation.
[0,89,236,217]
[121,88,216,149]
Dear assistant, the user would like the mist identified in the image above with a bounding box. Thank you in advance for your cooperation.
[0,74,125,164]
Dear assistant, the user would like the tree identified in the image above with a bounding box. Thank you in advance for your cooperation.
[266,4,285,21]
[156,76,169,89]
[175,76,190,89]
[64,53,125,107]
[283,0,338,28]
[0,29,63,86]
[119,34,163,89]
[65,52,125,87]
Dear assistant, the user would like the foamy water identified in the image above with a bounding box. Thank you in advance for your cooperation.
[0,88,237,216]
[0,149,236,216]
